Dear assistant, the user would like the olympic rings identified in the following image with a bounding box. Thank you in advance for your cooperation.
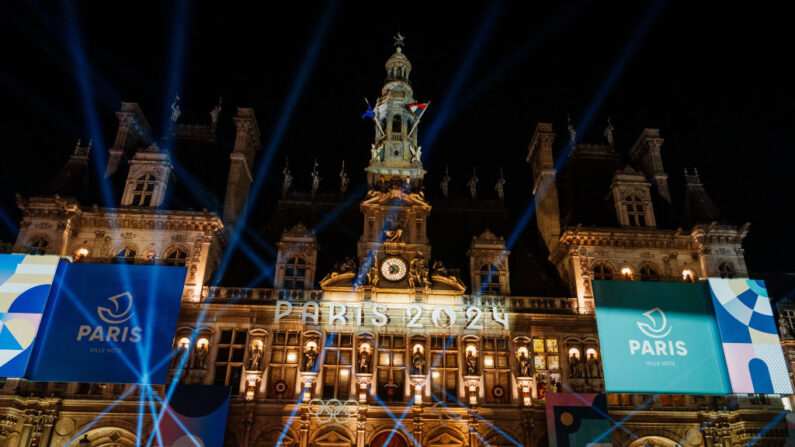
[307,398,360,424]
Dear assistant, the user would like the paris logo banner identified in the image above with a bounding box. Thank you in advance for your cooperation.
[25,262,186,384]
[0,254,61,377]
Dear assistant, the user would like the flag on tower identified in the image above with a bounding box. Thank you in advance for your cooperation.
[407,103,428,116]
[361,100,375,120]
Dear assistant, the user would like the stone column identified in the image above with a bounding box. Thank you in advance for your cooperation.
[18,422,33,447]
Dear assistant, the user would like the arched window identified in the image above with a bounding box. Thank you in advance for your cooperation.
[592,263,613,280]
[116,246,136,264]
[624,194,646,226]
[164,247,189,267]
[284,257,307,289]
[132,173,157,206]
[639,265,659,281]
[480,264,501,293]
[718,262,734,279]
[28,236,48,255]
[391,115,402,134]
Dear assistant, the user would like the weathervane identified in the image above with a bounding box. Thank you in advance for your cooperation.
[393,32,405,50]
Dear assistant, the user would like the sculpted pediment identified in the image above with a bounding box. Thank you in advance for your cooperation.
[426,432,465,447]
[314,429,353,447]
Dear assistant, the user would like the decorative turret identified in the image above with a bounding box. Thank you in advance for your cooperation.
[365,34,427,187]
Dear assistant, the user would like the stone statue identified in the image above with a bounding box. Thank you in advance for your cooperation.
[282,159,292,197]
[494,169,505,200]
[465,351,478,375]
[366,255,379,287]
[569,352,580,378]
[567,114,576,147]
[518,351,532,377]
[411,347,425,375]
[779,317,791,338]
[248,345,263,371]
[209,97,222,125]
[311,159,321,197]
[340,256,357,273]
[304,345,318,371]
[170,95,181,123]
[385,222,404,243]
[431,260,449,277]
[359,349,371,373]
[171,344,188,369]
[440,167,451,199]
[193,344,208,369]
[409,254,429,289]
[586,353,601,378]
[604,116,614,145]
[370,143,383,161]
[467,169,478,199]
[339,160,349,193]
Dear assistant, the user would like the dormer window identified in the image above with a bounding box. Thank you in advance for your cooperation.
[28,236,49,255]
[479,264,501,293]
[592,263,613,280]
[392,116,402,134]
[639,265,660,281]
[131,174,156,206]
[164,247,189,267]
[284,257,307,289]
[625,195,647,226]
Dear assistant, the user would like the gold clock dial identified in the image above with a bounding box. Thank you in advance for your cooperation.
[380,257,408,281]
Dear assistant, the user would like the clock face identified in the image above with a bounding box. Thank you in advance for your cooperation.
[380,257,408,281]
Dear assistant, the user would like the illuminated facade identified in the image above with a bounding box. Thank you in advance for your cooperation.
[0,41,789,447]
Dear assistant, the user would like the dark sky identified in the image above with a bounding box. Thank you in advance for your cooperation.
[0,1,792,272]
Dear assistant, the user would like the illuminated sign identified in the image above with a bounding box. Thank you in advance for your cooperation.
[26,263,186,384]
[709,278,793,394]
[593,281,731,394]
[274,300,509,329]
[0,254,61,377]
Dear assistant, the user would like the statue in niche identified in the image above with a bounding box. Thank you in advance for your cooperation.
[248,344,263,371]
[568,352,580,378]
[282,159,292,197]
[359,349,371,373]
[604,116,614,145]
[193,344,208,369]
[465,350,478,375]
[304,344,319,371]
[467,169,478,199]
[411,346,425,375]
[779,317,791,338]
[384,222,404,243]
[494,169,505,200]
[310,159,321,197]
[171,344,188,369]
[170,95,181,123]
[586,352,601,378]
[339,160,349,193]
[518,350,532,377]
[366,255,379,287]
[209,97,222,125]
[440,167,451,199]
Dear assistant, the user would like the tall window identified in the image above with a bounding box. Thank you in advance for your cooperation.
[533,338,559,371]
[483,337,510,404]
[214,329,247,395]
[430,335,458,403]
[608,393,633,406]
[480,264,501,293]
[718,262,734,279]
[268,331,300,399]
[28,237,48,255]
[116,246,136,264]
[322,332,352,400]
[392,115,402,134]
[283,257,307,289]
[164,247,189,267]
[377,334,406,402]
[624,194,646,226]
[639,265,660,281]
[592,263,613,280]
[132,173,157,206]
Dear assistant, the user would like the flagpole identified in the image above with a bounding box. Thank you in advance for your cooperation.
[364,98,386,136]
[408,101,430,137]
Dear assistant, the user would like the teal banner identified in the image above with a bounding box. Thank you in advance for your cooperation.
[593,281,731,394]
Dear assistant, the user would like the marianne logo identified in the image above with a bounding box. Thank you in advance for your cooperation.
[629,307,687,357]
[636,307,672,338]
[77,291,141,343]
[97,292,135,324]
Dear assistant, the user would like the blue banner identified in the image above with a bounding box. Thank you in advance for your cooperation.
[593,281,731,394]
[0,254,61,377]
[26,263,186,384]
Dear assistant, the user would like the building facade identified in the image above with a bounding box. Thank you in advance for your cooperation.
[0,41,789,447]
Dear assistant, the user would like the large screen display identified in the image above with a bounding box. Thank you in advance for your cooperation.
[26,262,186,384]
[593,280,731,394]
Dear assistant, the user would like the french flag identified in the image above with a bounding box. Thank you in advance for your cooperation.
[407,103,427,116]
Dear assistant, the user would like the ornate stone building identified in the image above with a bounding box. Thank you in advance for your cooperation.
[0,40,788,447]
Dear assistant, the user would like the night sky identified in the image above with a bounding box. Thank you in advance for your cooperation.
[0,1,792,272]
